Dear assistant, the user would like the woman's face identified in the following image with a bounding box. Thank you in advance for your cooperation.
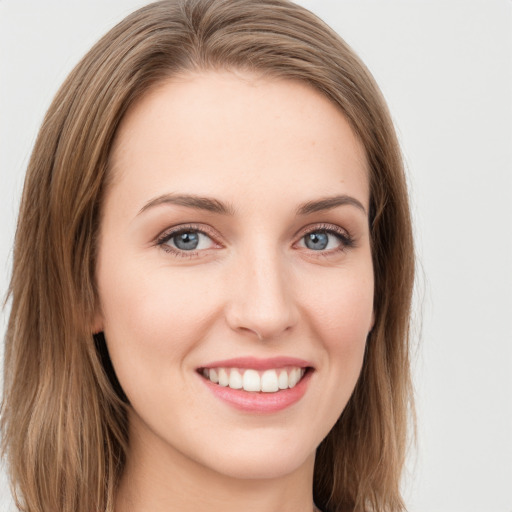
[95,71,374,480]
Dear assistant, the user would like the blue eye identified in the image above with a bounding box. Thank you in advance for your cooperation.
[160,229,215,252]
[304,232,329,250]
[299,229,350,252]
[173,231,200,250]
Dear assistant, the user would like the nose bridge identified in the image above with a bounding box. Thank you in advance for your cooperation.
[226,240,298,340]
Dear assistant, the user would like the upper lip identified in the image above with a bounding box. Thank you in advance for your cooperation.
[199,356,313,371]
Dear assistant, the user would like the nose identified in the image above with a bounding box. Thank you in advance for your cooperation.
[224,247,299,341]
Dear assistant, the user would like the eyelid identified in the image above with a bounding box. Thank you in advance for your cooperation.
[155,223,223,253]
[156,223,214,241]
[153,222,355,258]
[294,222,352,240]
[293,223,355,252]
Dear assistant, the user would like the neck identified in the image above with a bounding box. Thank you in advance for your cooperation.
[115,415,317,512]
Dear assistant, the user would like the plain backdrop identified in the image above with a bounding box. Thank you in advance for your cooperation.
[1,1,511,511]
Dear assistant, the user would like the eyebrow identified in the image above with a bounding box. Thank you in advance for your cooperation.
[138,193,366,217]
[138,193,236,216]
[296,195,367,216]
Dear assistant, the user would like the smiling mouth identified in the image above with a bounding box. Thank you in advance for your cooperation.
[198,366,311,393]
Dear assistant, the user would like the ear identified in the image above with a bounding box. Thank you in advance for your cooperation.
[369,310,375,333]
[92,308,104,335]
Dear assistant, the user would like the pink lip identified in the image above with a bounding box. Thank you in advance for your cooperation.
[200,356,313,371]
[197,359,314,413]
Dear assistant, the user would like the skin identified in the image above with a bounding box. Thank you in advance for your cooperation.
[94,70,374,512]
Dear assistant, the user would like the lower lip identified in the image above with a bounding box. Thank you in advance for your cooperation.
[199,369,312,413]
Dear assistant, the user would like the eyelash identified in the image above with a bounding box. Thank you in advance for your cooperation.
[296,223,355,256]
[156,223,219,258]
[155,223,355,258]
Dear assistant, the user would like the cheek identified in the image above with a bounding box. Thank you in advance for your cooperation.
[97,256,222,378]
[302,264,374,340]
[300,263,373,379]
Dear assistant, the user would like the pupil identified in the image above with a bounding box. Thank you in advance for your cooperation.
[305,232,328,250]
[174,231,199,250]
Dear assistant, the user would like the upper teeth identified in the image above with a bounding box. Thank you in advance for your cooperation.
[201,367,305,393]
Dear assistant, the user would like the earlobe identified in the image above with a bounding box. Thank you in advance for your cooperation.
[92,310,104,335]
[369,311,375,333]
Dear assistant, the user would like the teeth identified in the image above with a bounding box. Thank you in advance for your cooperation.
[289,368,301,388]
[218,368,229,387]
[209,368,219,384]
[229,369,243,389]
[278,370,289,390]
[261,370,279,392]
[243,369,261,392]
[202,366,306,393]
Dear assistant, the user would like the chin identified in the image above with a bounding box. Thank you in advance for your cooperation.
[183,423,320,481]
[205,445,314,481]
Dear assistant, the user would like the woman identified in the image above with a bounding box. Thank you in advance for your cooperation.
[1,1,415,511]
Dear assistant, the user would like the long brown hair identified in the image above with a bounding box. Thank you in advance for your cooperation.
[1,1,415,511]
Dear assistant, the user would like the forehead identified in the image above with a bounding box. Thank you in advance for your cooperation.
[107,70,369,213]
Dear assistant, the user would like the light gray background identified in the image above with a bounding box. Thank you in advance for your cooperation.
[1,1,511,511]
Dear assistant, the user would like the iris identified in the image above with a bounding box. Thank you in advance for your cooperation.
[174,231,200,250]
[304,232,329,250]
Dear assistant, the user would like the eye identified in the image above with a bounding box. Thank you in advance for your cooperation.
[157,226,218,255]
[296,226,354,253]
[303,232,332,251]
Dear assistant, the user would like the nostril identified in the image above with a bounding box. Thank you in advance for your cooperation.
[240,327,264,341]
